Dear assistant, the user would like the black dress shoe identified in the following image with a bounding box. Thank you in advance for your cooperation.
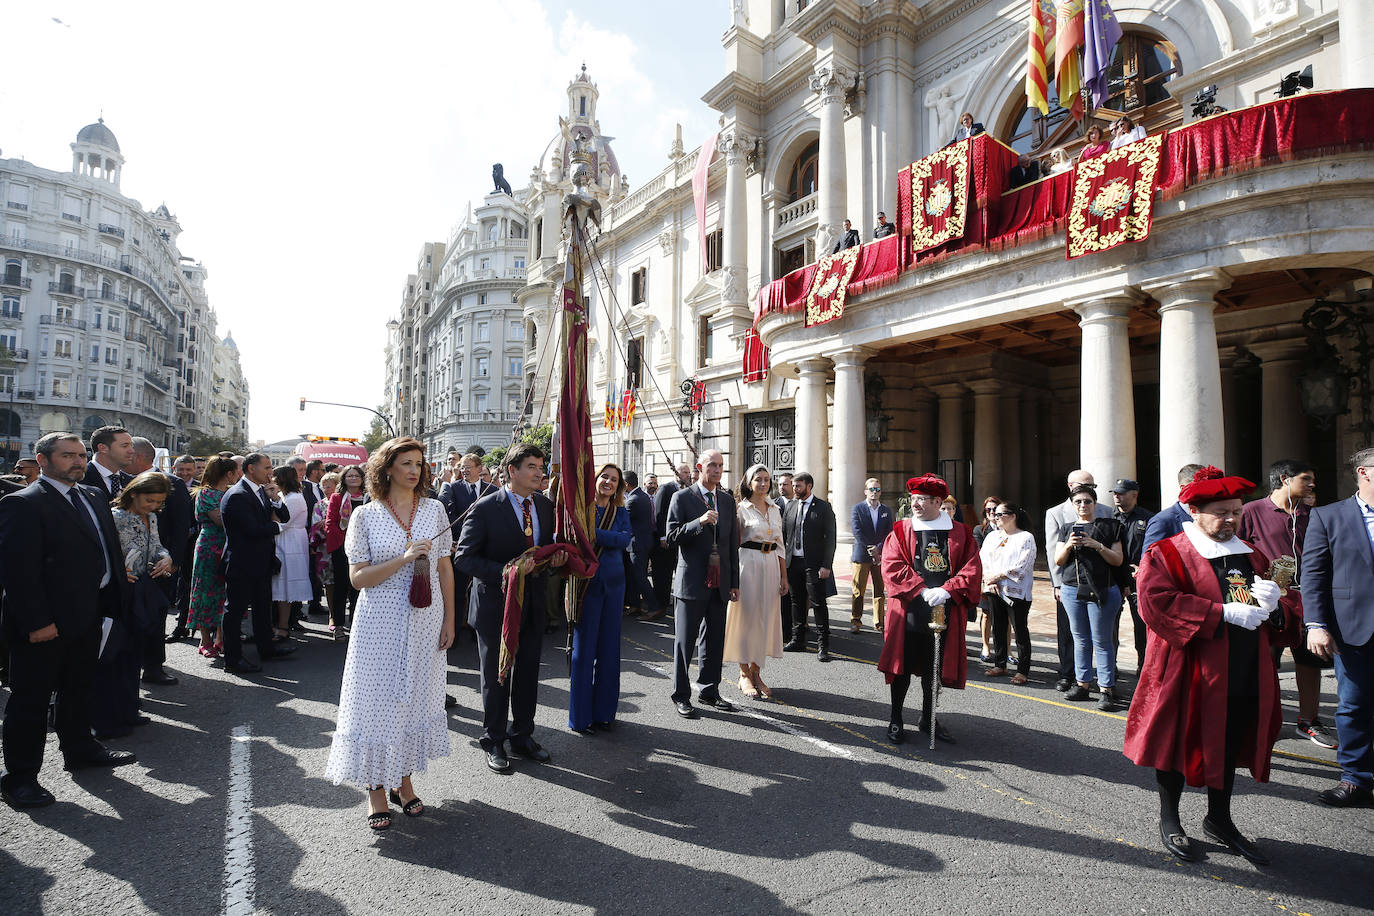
[886,721,905,744]
[783,640,807,653]
[1159,822,1198,861]
[64,748,137,771]
[165,627,189,643]
[593,721,615,732]
[126,715,152,727]
[1064,685,1091,701]
[1318,781,1374,808]
[917,717,956,744]
[1,780,55,809]
[1202,817,1269,866]
[1055,677,1074,692]
[141,671,178,686]
[816,646,832,663]
[92,726,132,740]
[224,660,262,674]
[571,725,596,736]
[698,695,736,712]
[444,694,458,709]
[485,744,511,772]
[264,644,298,659]
[674,700,699,719]
[510,740,551,764]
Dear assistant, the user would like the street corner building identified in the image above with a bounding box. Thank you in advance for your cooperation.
[1,119,251,462]
[385,0,1374,537]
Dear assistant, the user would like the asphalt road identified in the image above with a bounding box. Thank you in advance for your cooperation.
[2,607,1370,916]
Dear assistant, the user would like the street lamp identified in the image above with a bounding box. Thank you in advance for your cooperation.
[1299,296,1373,438]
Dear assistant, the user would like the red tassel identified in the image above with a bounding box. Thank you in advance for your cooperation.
[409,555,432,607]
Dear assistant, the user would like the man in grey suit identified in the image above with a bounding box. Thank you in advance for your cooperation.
[1045,469,1113,690]
[666,450,740,718]
[1302,446,1374,807]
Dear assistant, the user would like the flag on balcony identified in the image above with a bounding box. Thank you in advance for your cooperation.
[1025,0,1057,116]
[622,388,636,425]
[603,390,612,429]
[907,141,972,255]
[1066,132,1165,259]
[804,244,863,327]
[1055,0,1085,116]
[692,132,720,270]
[1083,0,1123,109]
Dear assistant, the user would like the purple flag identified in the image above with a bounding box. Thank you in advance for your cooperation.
[1083,0,1124,109]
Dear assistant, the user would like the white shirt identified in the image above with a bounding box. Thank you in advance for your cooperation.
[1110,125,1147,149]
[93,459,120,493]
[979,529,1037,601]
[792,494,814,555]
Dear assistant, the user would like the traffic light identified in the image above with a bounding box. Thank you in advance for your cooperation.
[299,397,306,412]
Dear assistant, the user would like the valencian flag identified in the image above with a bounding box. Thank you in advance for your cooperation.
[1055,0,1085,116]
[1083,0,1123,109]
[1025,0,1057,115]
[620,388,635,426]
[1066,132,1165,259]
[496,217,600,684]
[603,391,613,429]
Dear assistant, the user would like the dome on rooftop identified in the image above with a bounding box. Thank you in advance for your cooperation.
[76,118,120,152]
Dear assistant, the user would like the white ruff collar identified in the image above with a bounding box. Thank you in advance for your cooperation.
[908,513,953,532]
[1182,521,1252,558]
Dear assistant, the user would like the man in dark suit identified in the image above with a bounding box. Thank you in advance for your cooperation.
[783,471,837,660]
[621,470,658,618]
[83,424,133,501]
[1302,446,1374,807]
[666,449,740,718]
[220,453,295,674]
[0,433,136,809]
[126,437,188,685]
[1143,463,1207,553]
[850,477,894,633]
[775,472,795,640]
[456,443,565,772]
[949,112,985,145]
[1007,153,1041,188]
[438,452,495,705]
[651,462,692,613]
[831,219,861,253]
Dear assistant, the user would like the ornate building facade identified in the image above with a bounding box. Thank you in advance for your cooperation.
[0,119,242,464]
[516,0,1372,553]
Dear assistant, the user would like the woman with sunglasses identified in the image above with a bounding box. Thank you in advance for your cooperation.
[1053,484,1126,709]
[1110,116,1147,149]
[980,503,1038,684]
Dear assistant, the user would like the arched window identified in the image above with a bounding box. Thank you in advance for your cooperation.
[786,141,819,203]
[999,30,1182,158]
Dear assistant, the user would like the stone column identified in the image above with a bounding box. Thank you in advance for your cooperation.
[794,357,832,501]
[1249,339,1308,469]
[968,379,1003,505]
[932,383,967,498]
[910,388,937,478]
[719,131,751,314]
[1145,272,1229,502]
[999,387,1023,501]
[830,348,872,534]
[1074,291,1142,491]
[811,63,851,252]
[1340,0,1374,89]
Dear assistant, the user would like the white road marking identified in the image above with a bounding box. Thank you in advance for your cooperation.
[222,725,255,916]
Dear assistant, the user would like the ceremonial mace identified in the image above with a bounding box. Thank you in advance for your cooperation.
[929,603,947,750]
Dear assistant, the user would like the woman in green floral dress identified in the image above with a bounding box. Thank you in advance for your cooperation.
[188,456,241,657]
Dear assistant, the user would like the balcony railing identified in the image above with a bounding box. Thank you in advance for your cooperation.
[125,331,148,345]
[777,193,817,228]
[60,213,81,224]
[0,237,172,306]
[0,276,31,290]
[2,347,29,361]
[39,315,87,330]
[142,369,171,390]
[6,201,28,211]
[48,283,86,298]
[163,357,180,369]
[98,223,126,239]
[87,290,132,306]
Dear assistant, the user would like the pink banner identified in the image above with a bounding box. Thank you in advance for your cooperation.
[692,132,719,271]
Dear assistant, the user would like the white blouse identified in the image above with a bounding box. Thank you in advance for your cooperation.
[978,529,1037,601]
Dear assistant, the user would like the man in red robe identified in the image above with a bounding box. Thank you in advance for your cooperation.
[878,474,982,744]
[1124,466,1297,866]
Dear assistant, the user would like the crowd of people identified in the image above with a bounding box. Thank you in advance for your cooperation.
[1,427,1370,864]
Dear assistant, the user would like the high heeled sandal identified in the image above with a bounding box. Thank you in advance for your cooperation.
[388,789,424,817]
[738,675,759,699]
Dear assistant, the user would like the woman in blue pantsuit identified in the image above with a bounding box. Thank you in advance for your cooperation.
[569,463,633,733]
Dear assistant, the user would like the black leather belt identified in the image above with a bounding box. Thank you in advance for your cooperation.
[741,541,777,553]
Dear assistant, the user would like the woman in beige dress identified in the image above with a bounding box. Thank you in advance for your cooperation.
[724,464,788,698]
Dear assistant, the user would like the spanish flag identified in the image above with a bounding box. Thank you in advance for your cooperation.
[1056,0,1085,116]
[1025,0,1057,115]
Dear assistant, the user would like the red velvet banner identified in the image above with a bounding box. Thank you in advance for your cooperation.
[1066,133,1165,259]
[805,245,863,326]
[909,141,971,255]
[988,169,1073,250]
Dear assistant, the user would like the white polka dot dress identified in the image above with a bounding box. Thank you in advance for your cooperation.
[324,498,453,788]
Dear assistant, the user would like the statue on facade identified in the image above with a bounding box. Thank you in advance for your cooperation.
[492,163,514,196]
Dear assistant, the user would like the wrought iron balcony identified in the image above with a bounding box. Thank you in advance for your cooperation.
[98,223,126,239]
[2,347,30,361]
[0,275,31,290]
[47,283,86,299]
[39,314,87,330]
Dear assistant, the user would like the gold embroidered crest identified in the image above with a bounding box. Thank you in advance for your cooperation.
[1225,569,1254,605]
[922,542,949,573]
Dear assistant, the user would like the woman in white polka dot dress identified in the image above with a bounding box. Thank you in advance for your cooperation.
[324,437,455,831]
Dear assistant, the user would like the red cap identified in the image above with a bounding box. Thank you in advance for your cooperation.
[906,474,950,500]
[1178,465,1255,506]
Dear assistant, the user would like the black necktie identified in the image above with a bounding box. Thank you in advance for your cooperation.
[70,488,110,581]
[259,486,271,511]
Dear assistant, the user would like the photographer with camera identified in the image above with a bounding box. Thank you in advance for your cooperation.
[1053,484,1125,710]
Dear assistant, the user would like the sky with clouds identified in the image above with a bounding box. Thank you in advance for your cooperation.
[3,0,728,444]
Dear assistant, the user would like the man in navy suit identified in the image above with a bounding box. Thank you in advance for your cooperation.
[1302,446,1374,807]
[0,433,136,809]
[126,436,188,685]
[666,450,740,718]
[456,443,565,771]
[438,452,495,704]
[651,462,692,611]
[82,424,133,502]
[220,453,294,674]
[850,477,893,633]
[1143,463,1207,554]
[621,470,658,618]
[783,471,837,660]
